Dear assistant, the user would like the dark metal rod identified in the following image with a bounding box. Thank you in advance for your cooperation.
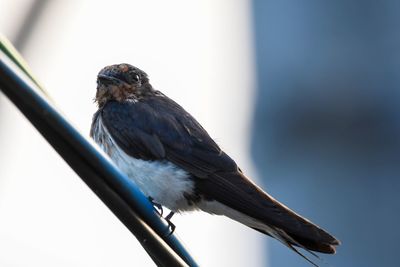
[0,52,198,267]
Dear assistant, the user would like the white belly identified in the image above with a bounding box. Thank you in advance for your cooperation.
[92,117,195,212]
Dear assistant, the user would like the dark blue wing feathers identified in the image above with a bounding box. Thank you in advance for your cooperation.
[100,95,237,177]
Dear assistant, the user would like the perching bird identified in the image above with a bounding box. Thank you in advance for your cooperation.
[90,63,340,265]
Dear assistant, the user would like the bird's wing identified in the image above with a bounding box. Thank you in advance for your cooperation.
[100,96,339,254]
[100,95,238,177]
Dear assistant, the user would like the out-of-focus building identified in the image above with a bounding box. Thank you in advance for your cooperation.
[252,1,400,266]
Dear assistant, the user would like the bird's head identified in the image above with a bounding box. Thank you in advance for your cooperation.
[95,63,152,107]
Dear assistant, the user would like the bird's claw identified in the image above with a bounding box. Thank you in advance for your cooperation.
[148,197,163,216]
[165,211,176,236]
[148,198,176,235]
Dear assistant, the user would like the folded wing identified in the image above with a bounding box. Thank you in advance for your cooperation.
[99,95,340,255]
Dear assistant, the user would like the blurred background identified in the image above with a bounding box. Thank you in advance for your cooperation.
[0,1,399,267]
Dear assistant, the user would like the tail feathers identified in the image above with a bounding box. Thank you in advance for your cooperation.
[195,170,340,261]
[279,237,320,267]
[254,226,324,267]
[228,172,341,254]
[289,232,338,254]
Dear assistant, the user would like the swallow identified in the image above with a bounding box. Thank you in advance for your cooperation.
[90,63,340,265]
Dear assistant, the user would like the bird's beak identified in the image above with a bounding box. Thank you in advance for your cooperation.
[97,74,122,85]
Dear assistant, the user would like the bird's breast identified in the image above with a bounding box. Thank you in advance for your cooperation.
[90,115,195,212]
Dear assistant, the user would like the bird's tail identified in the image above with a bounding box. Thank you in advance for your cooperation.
[199,171,340,262]
[252,225,327,267]
[248,187,340,255]
[196,170,340,266]
[239,202,338,267]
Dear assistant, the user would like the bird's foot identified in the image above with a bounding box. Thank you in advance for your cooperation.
[148,196,163,216]
[165,211,175,236]
[147,198,175,235]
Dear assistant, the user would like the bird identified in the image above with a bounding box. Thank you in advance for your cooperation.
[90,63,340,266]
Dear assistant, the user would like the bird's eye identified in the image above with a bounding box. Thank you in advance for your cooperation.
[132,74,140,82]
